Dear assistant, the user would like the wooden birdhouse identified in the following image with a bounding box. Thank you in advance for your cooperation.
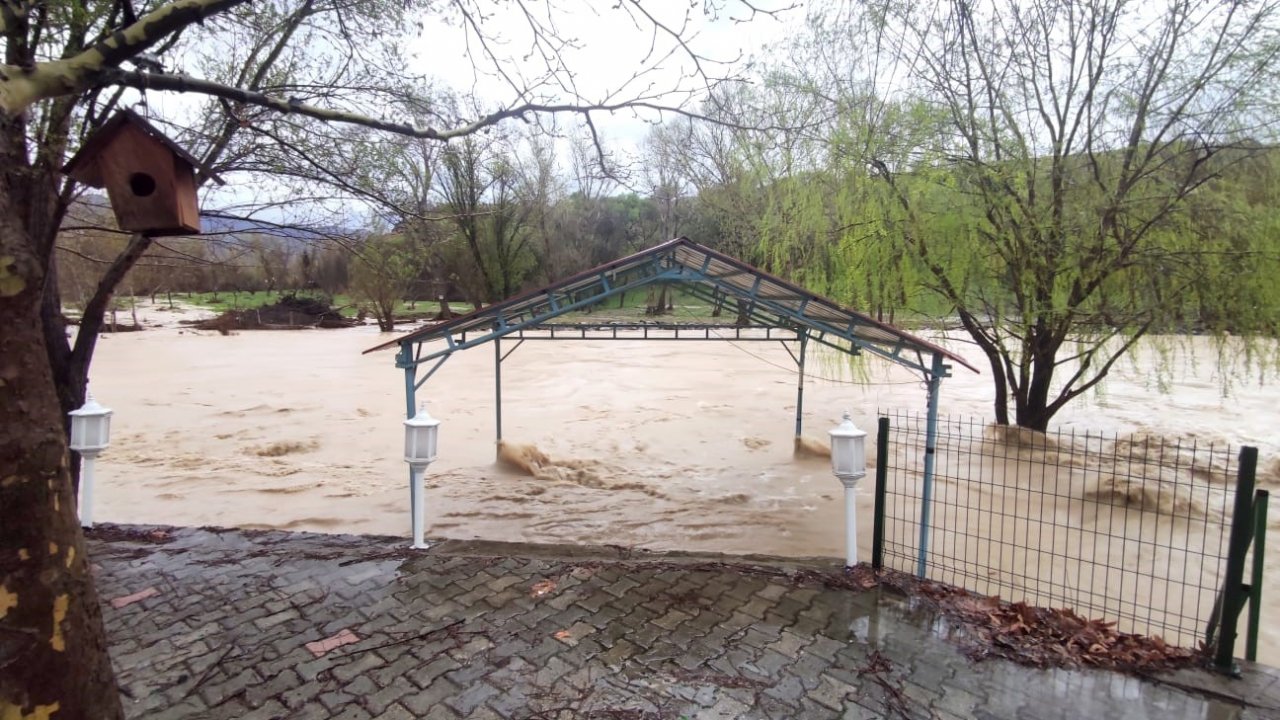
[62,110,223,236]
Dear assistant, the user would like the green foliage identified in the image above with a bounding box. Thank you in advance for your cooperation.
[348,233,428,331]
[629,0,1280,428]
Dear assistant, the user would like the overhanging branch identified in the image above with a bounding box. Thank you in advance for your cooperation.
[101,69,793,140]
[0,0,253,113]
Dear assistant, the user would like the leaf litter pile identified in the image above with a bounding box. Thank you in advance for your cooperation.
[873,567,1204,672]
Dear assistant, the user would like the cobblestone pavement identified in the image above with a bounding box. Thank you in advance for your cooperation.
[88,526,1278,719]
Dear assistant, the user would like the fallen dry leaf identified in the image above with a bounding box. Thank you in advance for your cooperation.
[530,579,557,598]
[554,629,572,640]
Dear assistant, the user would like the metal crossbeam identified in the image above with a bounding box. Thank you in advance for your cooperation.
[470,324,799,342]
[410,264,682,364]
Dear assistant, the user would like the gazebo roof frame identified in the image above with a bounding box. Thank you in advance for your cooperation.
[369,237,974,569]
[366,237,975,377]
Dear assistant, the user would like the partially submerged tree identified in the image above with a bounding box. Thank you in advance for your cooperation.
[437,133,536,303]
[348,232,427,331]
[0,0,791,714]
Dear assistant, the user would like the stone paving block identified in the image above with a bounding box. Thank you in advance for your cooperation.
[293,656,334,683]
[596,638,639,668]
[652,608,693,631]
[745,648,793,678]
[330,652,386,683]
[444,659,491,687]
[842,699,887,719]
[244,668,301,708]
[371,702,416,720]
[238,699,289,720]
[692,693,756,719]
[279,680,324,709]
[450,634,495,661]
[400,677,462,716]
[484,656,532,689]
[810,672,857,711]
[763,672,808,706]
[343,674,378,699]
[601,574,641,598]
[530,654,574,687]
[768,629,809,658]
[485,686,532,717]
[199,667,262,707]
[364,676,415,716]
[328,705,374,720]
[317,688,356,712]
[788,650,832,690]
[367,652,421,687]
[444,680,501,716]
[796,698,843,719]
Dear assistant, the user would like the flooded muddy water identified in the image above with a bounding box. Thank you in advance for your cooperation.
[86,303,1278,661]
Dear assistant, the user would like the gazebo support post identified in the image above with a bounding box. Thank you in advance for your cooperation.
[917,351,947,577]
[794,331,808,438]
[399,343,417,419]
[494,335,503,446]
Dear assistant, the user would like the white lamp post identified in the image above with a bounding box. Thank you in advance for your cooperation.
[69,392,113,528]
[403,402,440,549]
[829,411,867,567]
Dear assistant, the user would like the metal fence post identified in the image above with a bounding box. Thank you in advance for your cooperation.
[1214,446,1258,674]
[873,416,889,571]
[1247,489,1269,662]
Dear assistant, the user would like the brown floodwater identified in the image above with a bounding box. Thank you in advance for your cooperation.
[86,302,1278,662]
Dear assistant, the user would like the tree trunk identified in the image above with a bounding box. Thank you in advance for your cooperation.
[1011,329,1061,432]
[1015,361,1057,432]
[42,233,154,496]
[1,196,125,718]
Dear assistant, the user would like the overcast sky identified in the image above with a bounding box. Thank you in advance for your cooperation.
[405,1,803,152]
[155,1,806,226]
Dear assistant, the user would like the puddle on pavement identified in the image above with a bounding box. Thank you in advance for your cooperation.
[834,590,1249,720]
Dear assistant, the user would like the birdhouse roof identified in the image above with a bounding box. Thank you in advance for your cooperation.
[62,109,225,187]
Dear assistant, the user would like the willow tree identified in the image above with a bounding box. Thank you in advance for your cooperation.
[782,0,1280,429]
[0,0,787,714]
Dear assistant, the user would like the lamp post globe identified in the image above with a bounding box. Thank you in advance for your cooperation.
[69,392,113,454]
[829,411,867,567]
[829,411,866,485]
[404,402,440,468]
[403,402,441,549]
[69,391,113,528]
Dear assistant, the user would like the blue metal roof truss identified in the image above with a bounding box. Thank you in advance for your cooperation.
[374,237,974,380]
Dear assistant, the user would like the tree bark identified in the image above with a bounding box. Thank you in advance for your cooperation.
[1,187,124,718]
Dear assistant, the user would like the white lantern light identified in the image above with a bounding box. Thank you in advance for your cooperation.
[404,402,440,468]
[69,393,113,454]
[403,402,441,550]
[829,411,867,483]
[829,411,867,567]
[69,391,113,528]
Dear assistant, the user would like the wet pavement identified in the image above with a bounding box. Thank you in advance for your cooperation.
[88,525,1279,719]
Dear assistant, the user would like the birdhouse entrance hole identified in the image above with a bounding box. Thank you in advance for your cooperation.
[129,172,157,197]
